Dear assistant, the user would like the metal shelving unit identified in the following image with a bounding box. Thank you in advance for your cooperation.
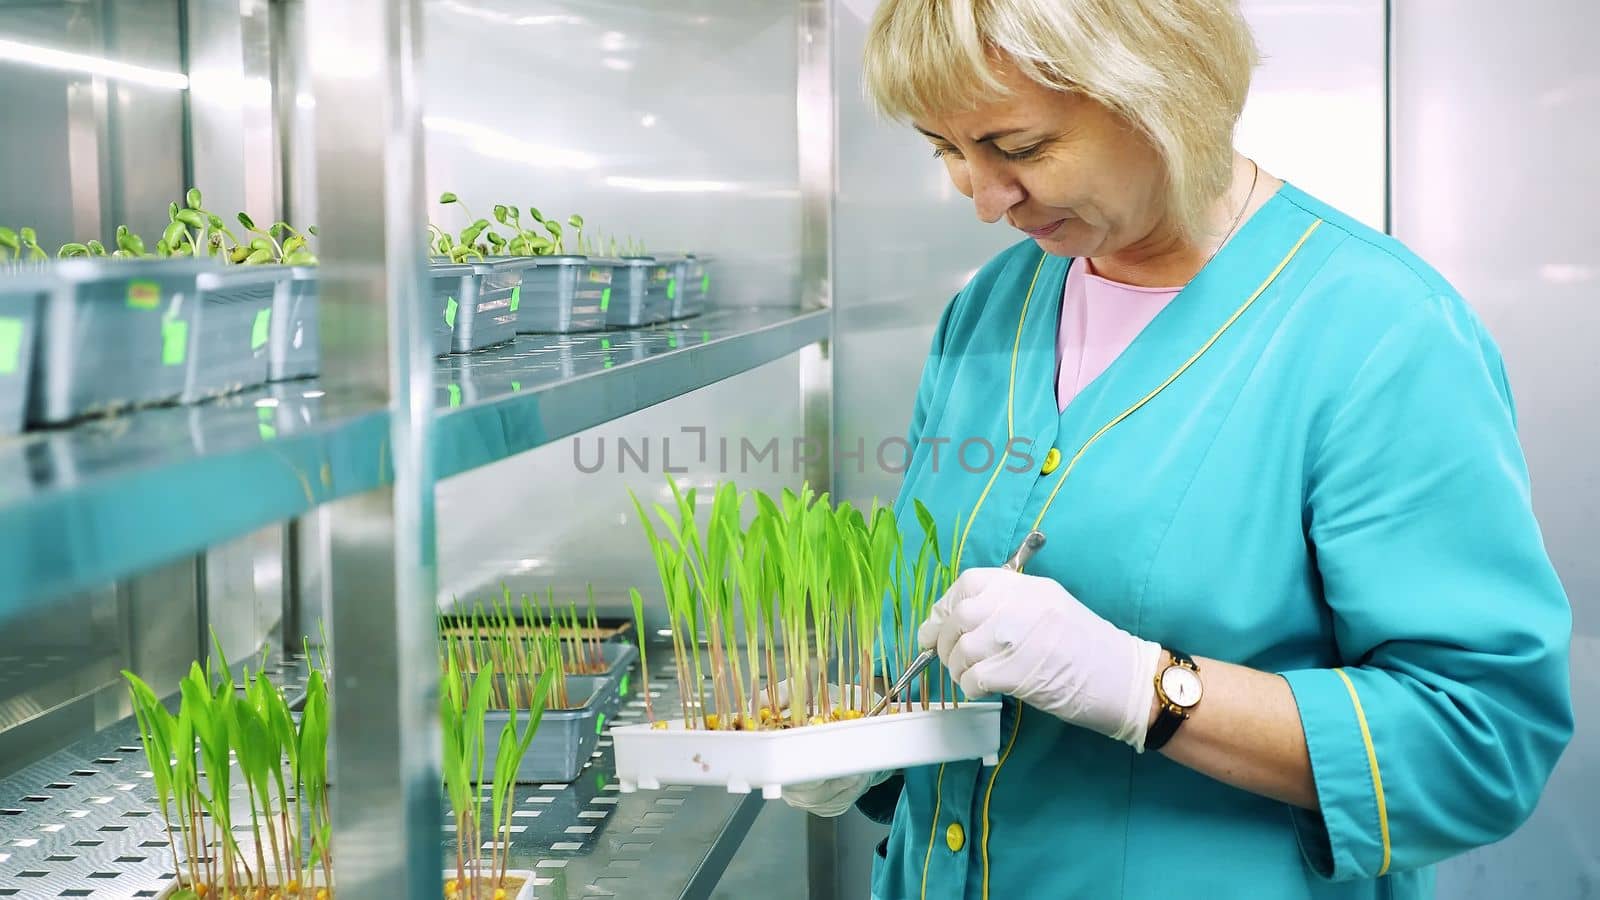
[0,646,762,900]
[0,307,827,616]
[0,0,835,896]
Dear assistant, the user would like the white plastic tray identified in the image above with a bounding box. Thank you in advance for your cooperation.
[611,702,1001,798]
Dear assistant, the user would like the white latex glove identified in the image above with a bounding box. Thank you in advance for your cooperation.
[916,567,1163,750]
[755,680,892,817]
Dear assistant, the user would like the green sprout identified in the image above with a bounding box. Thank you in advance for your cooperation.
[123,635,334,898]
[628,476,961,731]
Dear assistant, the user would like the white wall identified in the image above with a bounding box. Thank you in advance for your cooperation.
[1391,2,1600,895]
[1236,0,1387,229]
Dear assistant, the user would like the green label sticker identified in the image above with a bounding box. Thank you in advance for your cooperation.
[596,712,606,735]
[447,383,462,407]
[258,406,277,441]
[127,280,160,309]
[701,273,710,294]
[511,380,522,392]
[601,338,611,350]
[701,329,710,343]
[667,278,677,300]
[620,673,630,696]
[509,285,521,313]
[162,319,188,366]
[445,296,458,328]
[0,317,21,375]
[669,335,678,348]
[599,287,611,312]
[251,308,271,351]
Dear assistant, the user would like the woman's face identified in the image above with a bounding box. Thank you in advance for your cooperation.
[912,63,1172,260]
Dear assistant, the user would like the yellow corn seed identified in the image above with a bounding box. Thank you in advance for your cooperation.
[650,719,669,730]
[705,713,721,730]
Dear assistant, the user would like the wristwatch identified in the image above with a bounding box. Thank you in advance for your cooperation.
[1146,648,1202,752]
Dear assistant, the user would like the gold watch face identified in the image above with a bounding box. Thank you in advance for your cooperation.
[1160,665,1203,709]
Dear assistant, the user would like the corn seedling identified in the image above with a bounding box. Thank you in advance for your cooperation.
[630,477,961,731]
[441,655,553,900]
[123,653,333,899]
[440,584,620,712]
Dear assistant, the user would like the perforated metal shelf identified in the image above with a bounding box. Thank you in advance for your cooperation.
[0,647,760,898]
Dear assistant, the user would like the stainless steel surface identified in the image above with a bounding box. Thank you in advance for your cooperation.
[0,637,779,897]
[202,524,286,667]
[435,348,811,624]
[0,649,312,898]
[0,584,121,776]
[868,647,935,718]
[1235,0,1387,230]
[420,0,802,311]
[1391,3,1599,895]
[797,4,837,891]
[432,308,829,479]
[184,0,249,219]
[310,0,440,896]
[182,0,279,224]
[1003,530,1044,571]
[0,391,390,617]
[0,1,188,248]
[0,308,824,614]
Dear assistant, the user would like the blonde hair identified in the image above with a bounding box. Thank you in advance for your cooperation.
[863,0,1258,240]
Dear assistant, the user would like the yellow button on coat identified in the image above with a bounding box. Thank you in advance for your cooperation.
[1040,448,1062,474]
[945,822,965,852]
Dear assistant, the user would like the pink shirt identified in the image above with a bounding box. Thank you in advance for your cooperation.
[1056,260,1184,412]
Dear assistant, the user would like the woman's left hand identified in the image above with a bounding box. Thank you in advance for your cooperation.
[917,567,1164,749]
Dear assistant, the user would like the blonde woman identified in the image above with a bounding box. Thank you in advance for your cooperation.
[778,2,1573,898]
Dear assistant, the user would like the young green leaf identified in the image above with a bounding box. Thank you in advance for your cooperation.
[440,192,459,204]
[186,187,203,209]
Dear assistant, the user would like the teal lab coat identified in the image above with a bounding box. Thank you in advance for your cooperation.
[861,183,1572,900]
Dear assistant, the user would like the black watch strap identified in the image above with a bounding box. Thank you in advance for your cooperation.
[1145,648,1195,753]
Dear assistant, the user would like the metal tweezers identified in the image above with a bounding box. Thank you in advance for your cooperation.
[867,530,1046,717]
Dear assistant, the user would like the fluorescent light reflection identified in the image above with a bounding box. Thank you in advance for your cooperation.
[426,115,598,170]
[0,37,188,90]
[437,1,584,27]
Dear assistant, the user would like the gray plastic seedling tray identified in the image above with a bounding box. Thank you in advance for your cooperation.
[429,262,472,356]
[516,256,616,334]
[29,258,209,425]
[0,271,46,435]
[481,676,607,784]
[184,266,281,402]
[607,257,673,328]
[451,257,530,352]
[672,254,710,319]
[269,266,318,380]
